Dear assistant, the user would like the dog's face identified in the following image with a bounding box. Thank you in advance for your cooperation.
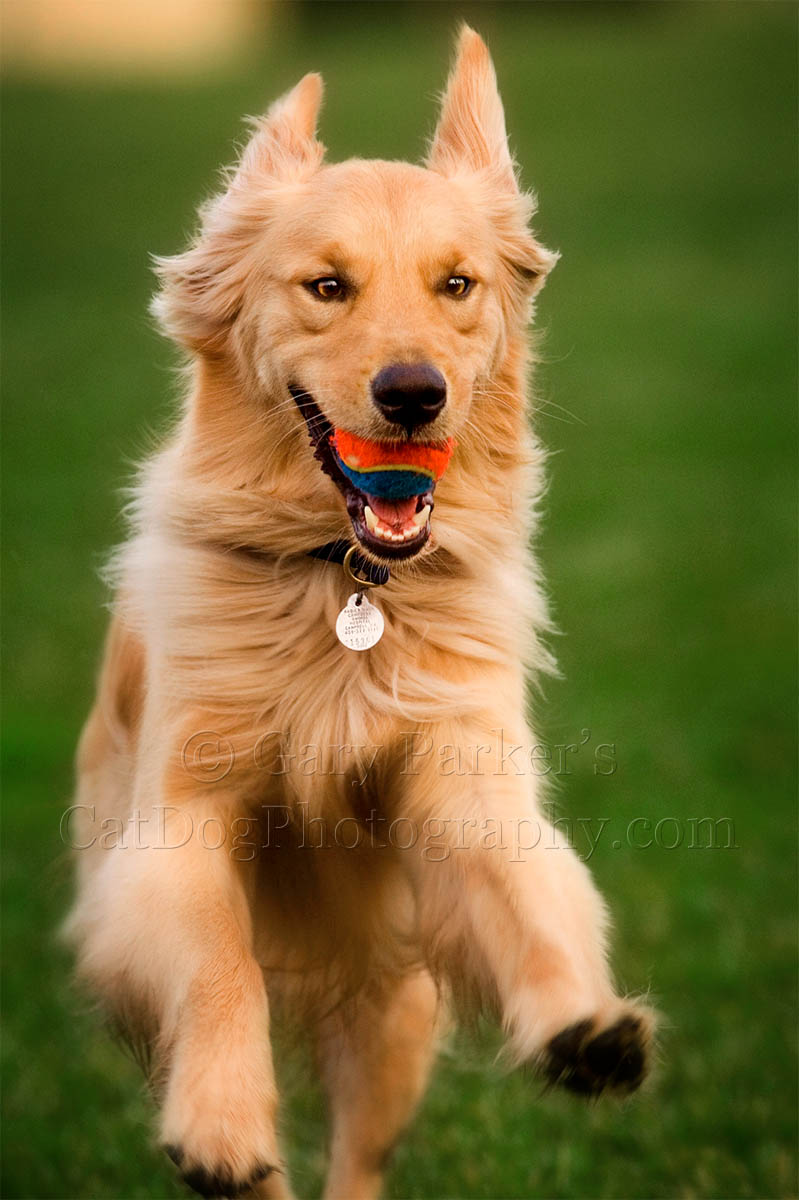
[249,160,530,558]
[154,28,556,561]
[254,160,505,447]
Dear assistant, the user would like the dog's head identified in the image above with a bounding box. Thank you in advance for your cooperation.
[153,27,557,562]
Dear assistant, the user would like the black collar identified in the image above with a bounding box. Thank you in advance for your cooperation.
[307,540,390,586]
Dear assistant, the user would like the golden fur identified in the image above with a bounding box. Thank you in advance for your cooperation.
[66,27,653,1200]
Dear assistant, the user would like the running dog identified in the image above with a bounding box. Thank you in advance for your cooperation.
[66,26,654,1200]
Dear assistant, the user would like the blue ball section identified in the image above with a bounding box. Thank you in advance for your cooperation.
[336,459,432,499]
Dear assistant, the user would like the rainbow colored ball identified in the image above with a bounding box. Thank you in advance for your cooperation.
[332,429,455,499]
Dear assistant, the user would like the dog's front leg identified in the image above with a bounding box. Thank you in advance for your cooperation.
[401,719,654,1095]
[71,781,289,1199]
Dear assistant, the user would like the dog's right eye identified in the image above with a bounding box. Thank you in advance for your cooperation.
[306,277,346,301]
[443,275,474,298]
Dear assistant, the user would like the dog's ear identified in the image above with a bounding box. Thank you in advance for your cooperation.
[238,72,325,180]
[428,28,558,302]
[152,73,325,353]
[427,26,515,188]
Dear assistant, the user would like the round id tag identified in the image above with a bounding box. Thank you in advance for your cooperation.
[336,592,384,651]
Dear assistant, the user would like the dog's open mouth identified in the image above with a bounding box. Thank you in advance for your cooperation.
[291,386,434,561]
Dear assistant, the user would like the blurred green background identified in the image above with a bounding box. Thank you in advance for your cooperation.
[2,2,796,1198]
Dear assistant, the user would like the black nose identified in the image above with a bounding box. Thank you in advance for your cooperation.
[371,363,446,434]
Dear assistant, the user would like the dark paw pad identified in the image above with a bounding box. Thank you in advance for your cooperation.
[542,1014,649,1097]
[163,1145,273,1198]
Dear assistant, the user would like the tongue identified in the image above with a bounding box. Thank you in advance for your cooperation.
[366,494,419,529]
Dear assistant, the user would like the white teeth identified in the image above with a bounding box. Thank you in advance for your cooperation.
[362,502,431,543]
[364,505,378,532]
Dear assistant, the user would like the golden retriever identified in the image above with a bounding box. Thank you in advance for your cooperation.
[66,26,654,1200]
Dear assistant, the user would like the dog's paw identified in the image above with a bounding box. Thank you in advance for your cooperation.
[541,1008,653,1097]
[164,1143,275,1198]
[160,1046,281,1199]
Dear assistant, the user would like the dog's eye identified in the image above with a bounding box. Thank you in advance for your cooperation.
[307,277,346,301]
[444,275,473,298]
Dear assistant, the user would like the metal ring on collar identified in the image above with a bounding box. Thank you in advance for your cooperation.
[343,545,383,589]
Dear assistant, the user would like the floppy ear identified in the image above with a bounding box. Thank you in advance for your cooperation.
[152,73,324,352]
[427,25,515,187]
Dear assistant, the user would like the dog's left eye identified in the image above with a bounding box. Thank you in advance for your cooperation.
[306,277,346,301]
[444,275,474,298]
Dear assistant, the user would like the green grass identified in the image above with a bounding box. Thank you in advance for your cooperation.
[2,3,796,1197]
